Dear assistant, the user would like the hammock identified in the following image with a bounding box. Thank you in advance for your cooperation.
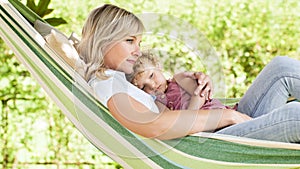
[1,0,300,168]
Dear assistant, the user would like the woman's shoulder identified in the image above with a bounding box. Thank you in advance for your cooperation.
[88,69,159,113]
[88,69,126,85]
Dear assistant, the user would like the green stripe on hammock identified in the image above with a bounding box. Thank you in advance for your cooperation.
[0,3,181,168]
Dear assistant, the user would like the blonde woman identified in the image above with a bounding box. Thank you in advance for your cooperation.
[77,4,300,143]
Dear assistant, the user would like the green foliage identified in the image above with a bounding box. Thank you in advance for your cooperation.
[0,1,118,168]
[113,0,300,97]
[0,41,119,167]
[183,0,300,97]
[25,0,67,26]
[1,0,300,168]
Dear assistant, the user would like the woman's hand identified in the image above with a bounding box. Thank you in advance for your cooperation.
[183,71,213,100]
[229,110,253,124]
[215,109,252,130]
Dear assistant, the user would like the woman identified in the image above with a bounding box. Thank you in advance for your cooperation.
[77,4,300,142]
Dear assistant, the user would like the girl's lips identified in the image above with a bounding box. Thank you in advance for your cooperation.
[157,85,161,90]
[156,85,164,93]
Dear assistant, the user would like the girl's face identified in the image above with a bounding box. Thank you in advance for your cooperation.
[104,35,142,74]
[133,67,167,96]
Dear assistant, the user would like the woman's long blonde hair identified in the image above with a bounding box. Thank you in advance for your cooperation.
[77,4,145,81]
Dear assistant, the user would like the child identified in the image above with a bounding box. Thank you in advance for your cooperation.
[128,51,233,112]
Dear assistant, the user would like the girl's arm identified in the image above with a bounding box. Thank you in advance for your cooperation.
[155,100,170,112]
[173,72,198,95]
[173,72,206,110]
[188,96,204,110]
[107,93,252,140]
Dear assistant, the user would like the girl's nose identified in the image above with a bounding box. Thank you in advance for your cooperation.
[146,80,156,90]
[150,80,156,90]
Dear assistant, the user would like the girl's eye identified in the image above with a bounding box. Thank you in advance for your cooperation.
[141,86,145,91]
[150,73,153,78]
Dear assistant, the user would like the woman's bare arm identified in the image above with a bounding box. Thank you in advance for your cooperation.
[107,93,252,140]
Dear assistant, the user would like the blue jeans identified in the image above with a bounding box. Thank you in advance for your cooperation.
[216,56,300,143]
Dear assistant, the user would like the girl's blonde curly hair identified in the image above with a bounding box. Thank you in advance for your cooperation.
[127,51,160,85]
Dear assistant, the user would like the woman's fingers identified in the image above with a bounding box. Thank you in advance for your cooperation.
[198,75,211,97]
[184,72,213,99]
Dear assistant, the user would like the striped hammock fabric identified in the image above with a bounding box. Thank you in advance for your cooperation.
[1,0,300,168]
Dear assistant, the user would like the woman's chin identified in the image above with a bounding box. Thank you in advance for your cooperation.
[117,62,134,74]
[118,67,133,75]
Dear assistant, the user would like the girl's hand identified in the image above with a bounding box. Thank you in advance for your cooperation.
[183,71,213,100]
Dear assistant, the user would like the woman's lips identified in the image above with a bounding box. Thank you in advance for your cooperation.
[127,59,136,64]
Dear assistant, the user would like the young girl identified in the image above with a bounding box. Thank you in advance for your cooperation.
[128,51,234,112]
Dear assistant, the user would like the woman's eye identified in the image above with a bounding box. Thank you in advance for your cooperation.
[126,39,134,44]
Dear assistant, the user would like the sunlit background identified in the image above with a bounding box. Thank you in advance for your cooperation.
[1,0,300,168]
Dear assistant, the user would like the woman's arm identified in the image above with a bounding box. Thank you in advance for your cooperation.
[107,93,252,140]
[173,73,206,110]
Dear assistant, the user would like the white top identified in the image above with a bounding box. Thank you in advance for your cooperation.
[89,69,160,113]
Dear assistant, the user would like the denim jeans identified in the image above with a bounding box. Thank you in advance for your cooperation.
[216,56,300,143]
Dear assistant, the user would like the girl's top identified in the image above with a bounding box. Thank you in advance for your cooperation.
[155,79,233,110]
[89,69,159,113]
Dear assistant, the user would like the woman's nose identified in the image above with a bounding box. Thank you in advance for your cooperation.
[132,45,142,57]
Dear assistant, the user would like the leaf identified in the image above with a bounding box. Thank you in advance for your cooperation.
[36,0,51,17]
[44,9,54,16]
[45,18,67,26]
[26,0,37,12]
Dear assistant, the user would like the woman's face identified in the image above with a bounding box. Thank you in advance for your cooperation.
[104,35,142,74]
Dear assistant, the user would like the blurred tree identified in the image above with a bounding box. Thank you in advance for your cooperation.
[26,0,67,26]
[1,0,300,168]
[1,0,119,168]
